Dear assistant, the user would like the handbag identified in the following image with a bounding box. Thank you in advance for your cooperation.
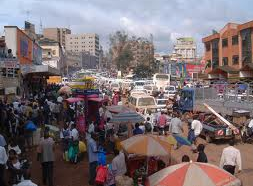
[95,165,108,184]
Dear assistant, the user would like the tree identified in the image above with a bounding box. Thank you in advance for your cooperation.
[109,31,133,73]
[133,64,154,78]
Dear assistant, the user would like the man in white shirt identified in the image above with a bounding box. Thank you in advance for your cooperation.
[71,124,79,141]
[17,171,37,186]
[191,117,203,152]
[111,149,127,176]
[220,140,242,175]
[0,145,8,186]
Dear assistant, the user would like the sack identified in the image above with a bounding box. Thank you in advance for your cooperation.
[79,141,86,153]
[95,166,108,184]
[98,148,106,166]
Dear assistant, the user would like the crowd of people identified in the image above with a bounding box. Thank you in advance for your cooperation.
[0,82,244,186]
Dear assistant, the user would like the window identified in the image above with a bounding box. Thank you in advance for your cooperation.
[222,57,228,66]
[232,35,238,45]
[1,68,18,78]
[205,43,211,51]
[232,55,239,65]
[222,38,228,47]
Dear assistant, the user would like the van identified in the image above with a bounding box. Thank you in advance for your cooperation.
[128,95,157,111]
[143,85,158,95]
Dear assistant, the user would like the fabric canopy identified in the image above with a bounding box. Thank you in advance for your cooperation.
[110,111,145,123]
[148,162,241,186]
[121,134,172,157]
[65,97,84,103]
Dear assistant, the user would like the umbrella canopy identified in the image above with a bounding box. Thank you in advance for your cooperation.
[148,162,241,186]
[121,134,172,156]
[172,134,191,146]
[25,121,37,131]
[110,111,145,123]
[65,97,84,103]
[58,86,72,95]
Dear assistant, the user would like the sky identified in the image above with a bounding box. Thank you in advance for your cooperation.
[0,0,253,55]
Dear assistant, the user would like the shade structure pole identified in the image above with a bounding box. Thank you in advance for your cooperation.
[127,122,133,137]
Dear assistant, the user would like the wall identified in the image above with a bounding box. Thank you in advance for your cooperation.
[16,28,33,64]
[41,45,60,57]
[4,27,17,57]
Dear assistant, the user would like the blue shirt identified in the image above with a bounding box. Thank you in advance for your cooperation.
[87,138,98,163]
[133,128,143,135]
[0,135,6,147]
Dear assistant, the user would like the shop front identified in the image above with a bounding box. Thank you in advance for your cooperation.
[21,64,60,97]
[0,58,21,99]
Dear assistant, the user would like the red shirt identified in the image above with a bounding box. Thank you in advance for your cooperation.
[158,114,167,127]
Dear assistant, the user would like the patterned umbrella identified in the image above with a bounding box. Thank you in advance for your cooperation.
[121,134,172,156]
[148,162,241,186]
[58,86,72,95]
[110,111,145,123]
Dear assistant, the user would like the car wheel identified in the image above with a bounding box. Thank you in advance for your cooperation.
[205,133,212,143]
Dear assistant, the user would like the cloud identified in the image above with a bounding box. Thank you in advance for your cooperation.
[1,0,253,55]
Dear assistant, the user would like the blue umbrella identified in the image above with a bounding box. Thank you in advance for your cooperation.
[25,121,37,131]
[110,111,145,123]
[172,134,191,146]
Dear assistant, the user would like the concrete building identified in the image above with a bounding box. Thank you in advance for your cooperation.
[174,37,196,63]
[39,38,65,73]
[43,28,71,49]
[202,21,253,79]
[128,38,154,67]
[81,51,97,69]
[65,33,100,63]
[65,51,82,75]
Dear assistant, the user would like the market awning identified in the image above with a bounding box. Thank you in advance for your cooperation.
[65,97,84,103]
[240,63,253,71]
[21,64,60,76]
[88,96,109,103]
[107,105,132,113]
[209,66,239,74]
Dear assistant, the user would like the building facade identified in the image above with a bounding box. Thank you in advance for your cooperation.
[174,37,196,63]
[43,28,71,49]
[202,21,253,79]
[39,38,65,73]
[65,33,99,63]
[128,38,154,67]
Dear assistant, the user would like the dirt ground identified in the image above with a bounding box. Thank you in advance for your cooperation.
[28,124,253,186]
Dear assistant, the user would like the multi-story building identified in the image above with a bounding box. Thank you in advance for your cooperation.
[202,21,253,79]
[43,28,71,49]
[39,38,65,73]
[128,38,154,67]
[65,33,100,63]
[174,37,196,63]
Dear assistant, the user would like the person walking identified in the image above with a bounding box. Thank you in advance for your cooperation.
[190,115,203,152]
[169,112,183,149]
[196,144,208,163]
[39,130,55,186]
[0,145,8,186]
[220,140,242,175]
[87,133,99,185]
[111,149,127,176]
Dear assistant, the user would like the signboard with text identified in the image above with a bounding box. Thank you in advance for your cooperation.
[0,58,20,68]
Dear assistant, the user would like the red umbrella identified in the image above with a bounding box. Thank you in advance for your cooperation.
[148,162,241,186]
[65,97,84,103]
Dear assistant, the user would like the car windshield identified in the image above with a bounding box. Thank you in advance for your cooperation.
[144,86,152,90]
[111,84,119,87]
[156,75,169,80]
[138,97,155,106]
[135,82,145,86]
[165,86,175,91]
[157,100,167,105]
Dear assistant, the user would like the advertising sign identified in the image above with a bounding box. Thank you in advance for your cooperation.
[20,37,29,57]
[0,58,19,68]
[33,44,42,65]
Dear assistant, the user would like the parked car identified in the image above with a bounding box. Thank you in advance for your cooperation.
[156,99,168,113]
[164,85,177,98]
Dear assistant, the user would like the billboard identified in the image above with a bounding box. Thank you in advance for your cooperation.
[17,28,33,64]
[33,43,42,65]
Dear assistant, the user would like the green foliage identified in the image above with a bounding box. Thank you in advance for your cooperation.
[115,46,133,73]
[134,64,154,78]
